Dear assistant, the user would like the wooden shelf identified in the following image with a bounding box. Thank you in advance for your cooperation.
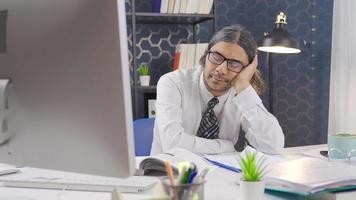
[126,12,215,24]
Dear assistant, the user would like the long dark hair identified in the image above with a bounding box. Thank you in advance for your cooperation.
[199,24,265,95]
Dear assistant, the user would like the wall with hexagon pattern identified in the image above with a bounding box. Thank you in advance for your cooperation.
[125,0,333,147]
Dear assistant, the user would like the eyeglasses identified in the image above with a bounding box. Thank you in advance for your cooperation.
[207,51,248,73]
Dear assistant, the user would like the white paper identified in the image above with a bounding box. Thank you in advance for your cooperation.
[162,148,217,173]
[204,146,286,170]
[302,147,328,160]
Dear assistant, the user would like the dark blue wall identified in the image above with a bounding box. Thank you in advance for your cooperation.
[126,0,333,147]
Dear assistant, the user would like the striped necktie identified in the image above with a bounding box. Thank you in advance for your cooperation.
[196,97,219,139]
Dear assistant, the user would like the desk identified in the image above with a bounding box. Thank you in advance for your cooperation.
[0,144,355,200]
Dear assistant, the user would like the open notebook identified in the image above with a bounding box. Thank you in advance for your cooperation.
[265,157,356,195]
[138,148,216,176]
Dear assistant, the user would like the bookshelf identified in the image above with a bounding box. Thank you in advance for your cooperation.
[127,0,218,119]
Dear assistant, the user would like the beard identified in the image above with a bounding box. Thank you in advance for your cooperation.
[203,71,232,96]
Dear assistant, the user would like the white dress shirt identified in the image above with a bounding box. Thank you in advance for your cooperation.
[150,66,285,155]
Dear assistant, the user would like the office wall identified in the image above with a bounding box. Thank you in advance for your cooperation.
[126,0,333,147]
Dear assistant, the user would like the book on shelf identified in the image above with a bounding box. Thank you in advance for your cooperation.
[160,0,169,13]
[194,43,208,66]
[173,0,181,14]
[265,157,356,195]
[197,0,206,14]
[177,43,189,69]
[174,43,208,70]
[185,43,196,68]
[152,0,161,13]
[179,0,187,13]
[185,0,197,14]
[138,148,215,176]
[153,0,213,14]
[167,0,175,13]
[202,0,214,14]
[172,45,181,71]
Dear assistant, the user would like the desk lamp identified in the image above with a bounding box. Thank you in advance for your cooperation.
[257,12,301,113]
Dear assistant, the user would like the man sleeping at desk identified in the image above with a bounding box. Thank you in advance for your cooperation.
[150,24,285,156]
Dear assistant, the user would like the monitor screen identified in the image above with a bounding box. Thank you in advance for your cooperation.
[0,0,135,178]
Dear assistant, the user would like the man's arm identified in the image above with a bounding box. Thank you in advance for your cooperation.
[155,75,235,154]
[233,85,285,154]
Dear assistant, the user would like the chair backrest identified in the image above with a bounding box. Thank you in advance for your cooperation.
[133,118,155,156]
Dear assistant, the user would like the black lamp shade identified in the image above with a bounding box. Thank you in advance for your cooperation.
[258,27,301,54]
[258,12,301,54]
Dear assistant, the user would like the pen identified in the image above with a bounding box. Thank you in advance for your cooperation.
[182,168,191,184]
[204,157,242,173]
[193,168,209,183]
[178,166,187,184]
[189,162,197,172]
[164,161,178,200]
[164,161,175,185]
[187,171,197,183]
[0,169,20,176]
[178,162,191,174]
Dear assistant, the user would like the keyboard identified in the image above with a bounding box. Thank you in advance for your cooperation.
[0,167,158,193]
[3,176,158,193]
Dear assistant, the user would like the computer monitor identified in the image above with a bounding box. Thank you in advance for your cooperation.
[0,0,136,178]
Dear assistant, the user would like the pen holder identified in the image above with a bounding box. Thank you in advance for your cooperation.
[162,179,205,200]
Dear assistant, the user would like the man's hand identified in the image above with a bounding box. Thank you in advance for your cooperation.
[232,55,258,94]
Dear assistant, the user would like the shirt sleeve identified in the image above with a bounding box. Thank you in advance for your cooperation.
[233,85,285,154]
[155,75,235,155]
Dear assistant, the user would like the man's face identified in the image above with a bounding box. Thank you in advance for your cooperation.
[203,42,249,96]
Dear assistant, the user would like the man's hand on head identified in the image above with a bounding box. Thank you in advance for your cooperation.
[232,55,258,94]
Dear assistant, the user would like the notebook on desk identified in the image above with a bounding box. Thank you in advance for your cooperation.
[138,148,216,176]
[265,157,356,195]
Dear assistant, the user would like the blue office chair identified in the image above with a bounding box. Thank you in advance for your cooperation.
[133,118,155,156]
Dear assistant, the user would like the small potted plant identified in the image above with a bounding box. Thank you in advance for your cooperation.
[238,150,268,200]
[137,63,150,86]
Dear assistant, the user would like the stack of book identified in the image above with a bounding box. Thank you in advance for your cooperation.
[173,43,208,70]
[265,157,356,195]
[152,0,214,14]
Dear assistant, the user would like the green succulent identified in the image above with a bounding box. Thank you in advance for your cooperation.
[238,151,268,181]
[137,63,150,76]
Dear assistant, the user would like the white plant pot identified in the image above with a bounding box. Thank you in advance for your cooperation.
[139,75,150,86]
[239,179,265,200]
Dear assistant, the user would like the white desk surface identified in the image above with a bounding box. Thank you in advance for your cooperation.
[1,144,353,200]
